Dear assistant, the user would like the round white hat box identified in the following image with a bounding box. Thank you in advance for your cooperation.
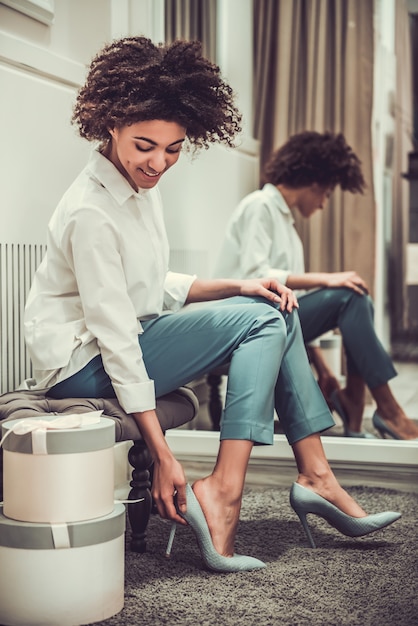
[2,414,116,523]
[0,503,125,626]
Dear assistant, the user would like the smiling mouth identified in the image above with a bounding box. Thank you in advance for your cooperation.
[140,168,161,177]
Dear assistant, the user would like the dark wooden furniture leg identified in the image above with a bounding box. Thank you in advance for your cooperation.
[207,372,223,431]
[0,450,3,501]
[127,439,153,553]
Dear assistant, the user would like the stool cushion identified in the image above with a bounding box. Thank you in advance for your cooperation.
[0,388,198,442]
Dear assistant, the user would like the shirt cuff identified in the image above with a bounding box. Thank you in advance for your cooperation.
[307,339,321,348]
[266,268,291,285]
[113,380,156,414]
[163,271,196,312]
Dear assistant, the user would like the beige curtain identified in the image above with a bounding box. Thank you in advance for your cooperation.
[253,0,376,292]
[164,0,217,62]
[390,1,414,334]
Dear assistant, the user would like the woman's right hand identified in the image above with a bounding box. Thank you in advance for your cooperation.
[131,409,188,524]
[186,277,298,312]
[150,451,188,525]
[239,277,299,312]
[324,271,368,295]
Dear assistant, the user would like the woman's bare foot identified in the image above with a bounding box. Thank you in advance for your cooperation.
[292,433,367,517]
[192,476,242,557]
[297,473,367,518]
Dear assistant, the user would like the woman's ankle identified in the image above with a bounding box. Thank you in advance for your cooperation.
[338,387,364,413]
[344,374,366,404]
[297,469,337,490]
[337,388,364,431]
[296,473,366,517]
[193,477,241,556]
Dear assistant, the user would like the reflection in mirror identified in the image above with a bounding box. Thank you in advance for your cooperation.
[167,1,418,449]
[164,0,217,62]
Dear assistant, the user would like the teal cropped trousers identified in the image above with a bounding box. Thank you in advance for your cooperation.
[48,296,334,446]
[297,288,397,389]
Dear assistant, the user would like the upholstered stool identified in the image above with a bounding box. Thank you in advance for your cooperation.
[0,387,198,553]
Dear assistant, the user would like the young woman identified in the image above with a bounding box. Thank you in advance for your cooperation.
[24,38,400,572]
[215,131,418,441]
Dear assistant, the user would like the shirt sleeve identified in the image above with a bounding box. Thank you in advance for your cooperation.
[236,201,291,285]
[163,271,196,311]
[61,206,155,414]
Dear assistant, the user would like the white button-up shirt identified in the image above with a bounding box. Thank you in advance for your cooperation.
[213,183,305,292]
[24,149,196,413]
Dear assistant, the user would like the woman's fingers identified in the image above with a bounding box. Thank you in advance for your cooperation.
[267,280,298,311]
[153,489,187,525]
[240,278,298,311]
[151,463,188,524]
[329,271,369,294]
[174,484,187,515]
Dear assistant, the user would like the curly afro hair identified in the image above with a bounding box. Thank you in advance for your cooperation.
[263,131,366,193]
[72,36,242,150]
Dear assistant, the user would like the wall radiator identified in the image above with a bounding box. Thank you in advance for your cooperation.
[0,245,207,395]
[0,243,46,394]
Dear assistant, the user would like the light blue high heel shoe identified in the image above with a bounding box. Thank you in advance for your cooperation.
[166,484,266,572]
[372,412,400,439]
[372,412,418,440]
[289,482,401,549]
[330,390,376,438]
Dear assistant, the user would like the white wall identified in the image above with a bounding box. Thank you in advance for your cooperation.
[0,0,110,244]
[160,142,259,278]
[0,0,111,63]
[159,0,260,277]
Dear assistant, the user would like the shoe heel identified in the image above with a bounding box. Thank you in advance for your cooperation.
[296,511,316,549]
[165,521,177,558]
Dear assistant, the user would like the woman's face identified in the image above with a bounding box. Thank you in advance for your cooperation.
[296,184,333,218]
[107,120,186,191]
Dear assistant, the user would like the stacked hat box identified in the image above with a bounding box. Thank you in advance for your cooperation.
[0,413,125,626]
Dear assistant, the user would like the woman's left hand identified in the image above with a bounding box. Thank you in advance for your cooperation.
[186,277,298,311]
[240,278,298,312]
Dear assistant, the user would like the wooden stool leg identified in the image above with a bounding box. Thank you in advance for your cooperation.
[0,450,3,501]
[127,440,153,553]
[207,372,223,431]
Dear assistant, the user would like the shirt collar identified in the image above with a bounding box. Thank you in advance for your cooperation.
[262,183,294,223]
[86,148,149,205]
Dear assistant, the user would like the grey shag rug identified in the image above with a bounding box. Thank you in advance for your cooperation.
[93,486,418,626]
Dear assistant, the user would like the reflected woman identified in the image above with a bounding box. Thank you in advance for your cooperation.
[215,131,418,441]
